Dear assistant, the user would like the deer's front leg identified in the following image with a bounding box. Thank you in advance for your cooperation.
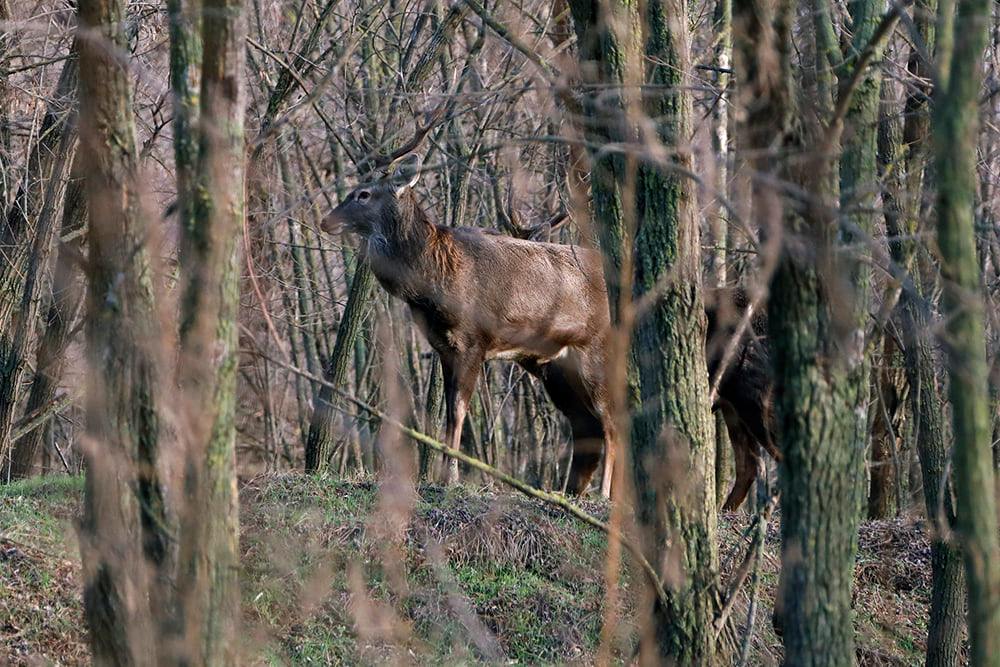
[440,351,483,485]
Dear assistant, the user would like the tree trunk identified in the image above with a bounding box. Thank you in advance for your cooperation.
[840,0,885,522]
[932,0,1000,662]
[5,151,87,480]
[304,262,376,472]
[632,1,718,661]
[76,0,164,660]
[167,0,201,242]
[0,46,78,473]
[0,0,11,210]
[174,0,246,662]
[712,0,735,507]
[735,0,879,662]
[867,333,904,519]
[569,0,718,661]
[879,3,967,657]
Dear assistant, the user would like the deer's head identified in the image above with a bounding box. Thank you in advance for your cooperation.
[321,154,422,246]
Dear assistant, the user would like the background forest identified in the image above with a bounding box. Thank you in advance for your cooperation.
[2,0,1000,664]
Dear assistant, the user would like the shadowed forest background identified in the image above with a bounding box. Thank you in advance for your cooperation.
[2,0,1000,664]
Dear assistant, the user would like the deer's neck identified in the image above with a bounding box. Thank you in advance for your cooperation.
[369,194,458,300]
[384,191,434,260]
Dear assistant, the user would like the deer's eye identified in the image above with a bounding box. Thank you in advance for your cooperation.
[356,190,371,203]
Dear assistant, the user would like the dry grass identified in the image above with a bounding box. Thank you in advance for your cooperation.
[2,474,946,665]
[1,476,87,666]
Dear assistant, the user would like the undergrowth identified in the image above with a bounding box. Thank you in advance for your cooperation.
[2,473,941,665]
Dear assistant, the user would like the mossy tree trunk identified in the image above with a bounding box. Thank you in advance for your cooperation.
[735,0,886,661]
[174,0,246,662]
[768,116,864,667]
[569,0,718,662]
[839,0,885,519]
[633,1,718,661]
[881,1,966,660]
[76,0,166,660]
[305,263,376,472]
[931,0,1000,662]
[167,0,201,244]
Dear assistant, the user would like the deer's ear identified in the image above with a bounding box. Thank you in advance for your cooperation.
[389,153,422,194]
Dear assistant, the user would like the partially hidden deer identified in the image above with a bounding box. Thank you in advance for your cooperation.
[321,154,775,508]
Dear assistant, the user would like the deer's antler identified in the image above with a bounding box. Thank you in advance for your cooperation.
[491,169,570,242]
[357,104,448,176]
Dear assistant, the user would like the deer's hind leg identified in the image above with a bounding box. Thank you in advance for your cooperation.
[718,400,762,511]
[522,352,610,495]
[565,409,606,495]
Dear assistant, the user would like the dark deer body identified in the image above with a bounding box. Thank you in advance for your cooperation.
[323,158,774,504]
[704,288,778,510]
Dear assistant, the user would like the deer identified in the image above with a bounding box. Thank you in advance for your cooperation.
[704,287,779,510]
[321,153,775,508]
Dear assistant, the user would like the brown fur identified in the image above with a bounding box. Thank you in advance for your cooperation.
[323,179,774,505]
[427,225,463,278]
[705,287,777,510]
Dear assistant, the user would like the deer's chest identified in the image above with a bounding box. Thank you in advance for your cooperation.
[404,295,462,351]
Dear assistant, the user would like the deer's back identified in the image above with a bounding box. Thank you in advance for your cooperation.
[425,226,610,358]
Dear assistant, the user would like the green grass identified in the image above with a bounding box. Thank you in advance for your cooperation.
[0,473,84,498]
[1,473,946,665]
[238,475,628,664]
[1,474,88,665]
[0,474,82,552]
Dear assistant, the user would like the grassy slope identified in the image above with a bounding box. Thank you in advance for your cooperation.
[2,474,940,665]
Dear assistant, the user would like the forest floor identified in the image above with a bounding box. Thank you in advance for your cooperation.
[2,473,944,665]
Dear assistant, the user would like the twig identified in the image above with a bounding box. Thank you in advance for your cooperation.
[737,465,773,666]
[462,0,556,80]
[828,1,911,136]
[250,40,358,151]
[51,437,72,475]
[714,490,777,640]
[356,104,449,174]
[6,54,73,75]
[242,210,289,365]
[10,393,76,442]
[460,0,580,114]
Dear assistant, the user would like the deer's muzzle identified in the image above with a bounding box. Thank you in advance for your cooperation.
[320,211,339,234]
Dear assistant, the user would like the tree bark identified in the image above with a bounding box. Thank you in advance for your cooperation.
[711,0,735,507]
[932,0,1000,662]
[632,1,718,661]
[5,151,87,480]
[840,0,885,520]
[167,0,201,246]
[569,0,718,661]
[174,0,246,662]
[0,46,78,474]
[76,0,163,661]
[735,0,879,662]
[0,0,11,210]
[880,3,967,660]
[304,262,376,472]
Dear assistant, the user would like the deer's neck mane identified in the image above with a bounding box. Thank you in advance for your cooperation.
[368,192,461,303]
[387,191,460,279]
